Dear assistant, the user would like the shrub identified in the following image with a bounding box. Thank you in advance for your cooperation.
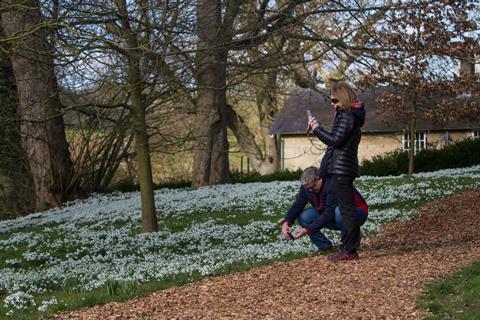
[231,169,303,183]
[110,178,191,192]
[109,178,139,192]
[360,138,480,176]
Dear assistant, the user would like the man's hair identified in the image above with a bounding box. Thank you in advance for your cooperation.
[300,166,320,185]
[331,82,358,111]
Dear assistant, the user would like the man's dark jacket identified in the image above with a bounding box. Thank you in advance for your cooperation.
[282,178,368,234]
[313,103,365,178]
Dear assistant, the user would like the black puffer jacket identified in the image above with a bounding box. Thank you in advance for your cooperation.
[313,103,365,177]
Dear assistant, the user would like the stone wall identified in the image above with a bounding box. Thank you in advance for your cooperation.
[281,130,477,171]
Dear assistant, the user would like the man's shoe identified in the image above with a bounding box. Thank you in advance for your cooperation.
[328,249,359,262]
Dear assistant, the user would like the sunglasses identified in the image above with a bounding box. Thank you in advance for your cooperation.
[330,98,339,104]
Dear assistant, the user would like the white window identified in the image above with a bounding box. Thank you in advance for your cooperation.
[402,132,427,152]
[472,131,480,139]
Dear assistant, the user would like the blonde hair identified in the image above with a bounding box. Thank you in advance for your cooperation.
[331,82,358,111]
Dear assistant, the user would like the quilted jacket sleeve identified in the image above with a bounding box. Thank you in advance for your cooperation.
[313,112,356,147]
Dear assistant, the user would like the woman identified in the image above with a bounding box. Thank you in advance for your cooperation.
[307,82,365,261]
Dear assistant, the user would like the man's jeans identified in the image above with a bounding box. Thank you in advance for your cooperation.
[297,207,367,250]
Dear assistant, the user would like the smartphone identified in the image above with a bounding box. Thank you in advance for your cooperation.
[306,109,312,119]
[306,110,313,133]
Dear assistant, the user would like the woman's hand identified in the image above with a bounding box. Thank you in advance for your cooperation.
[307,117,320,132]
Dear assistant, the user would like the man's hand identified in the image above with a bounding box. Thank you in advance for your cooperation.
[281,222,292,240]
[293,228,308,239]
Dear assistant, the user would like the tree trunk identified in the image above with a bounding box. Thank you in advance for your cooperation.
[259,127,280,174]
[408,25,421,176]
[255,72,281,174]
[192,68,231,186]
[225,65,281,175]
[0,39,35,218]
[408,89,417,176]
[116,0,157,232]
[132,112,157,233]
[192,0,230,187]
[1,0,83,211]
[226,105,280,175]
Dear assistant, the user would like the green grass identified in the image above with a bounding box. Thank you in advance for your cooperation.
[418,261,480,319]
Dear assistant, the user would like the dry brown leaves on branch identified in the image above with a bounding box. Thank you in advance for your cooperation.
[55,189,480,320]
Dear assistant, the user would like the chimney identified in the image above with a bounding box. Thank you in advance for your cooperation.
[459,37,477,77]
[460,58,475,76]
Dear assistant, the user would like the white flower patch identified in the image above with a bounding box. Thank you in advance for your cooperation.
[356,172,480,207]
[367,209,416,224]
[5,259,21,267]
[22,251,52,262]
[38,297,58,313]
[4,291,36,310]
[359,165,480,180]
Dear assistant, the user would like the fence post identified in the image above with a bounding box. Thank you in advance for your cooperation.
[240,156,243,176]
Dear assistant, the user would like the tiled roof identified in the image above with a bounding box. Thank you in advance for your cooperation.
[270,88,480,134]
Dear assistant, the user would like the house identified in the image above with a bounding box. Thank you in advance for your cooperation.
[269,88,480,171]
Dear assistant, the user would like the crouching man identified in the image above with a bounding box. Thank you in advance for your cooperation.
[280,166,368,261]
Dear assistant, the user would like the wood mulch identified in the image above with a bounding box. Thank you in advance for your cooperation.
[54,189,480,320]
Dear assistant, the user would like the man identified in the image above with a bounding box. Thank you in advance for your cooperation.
[280,166,368,261]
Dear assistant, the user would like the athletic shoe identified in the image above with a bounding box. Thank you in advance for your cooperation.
[327,249,359,262]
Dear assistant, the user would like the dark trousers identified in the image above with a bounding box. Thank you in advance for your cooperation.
[332,174,361,253]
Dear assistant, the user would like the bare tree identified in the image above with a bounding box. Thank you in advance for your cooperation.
[51,0,196,231]
[191,0,310,186]
[358,0,480,175]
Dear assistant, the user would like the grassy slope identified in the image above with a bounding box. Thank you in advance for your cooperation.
[418,261,480,320]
